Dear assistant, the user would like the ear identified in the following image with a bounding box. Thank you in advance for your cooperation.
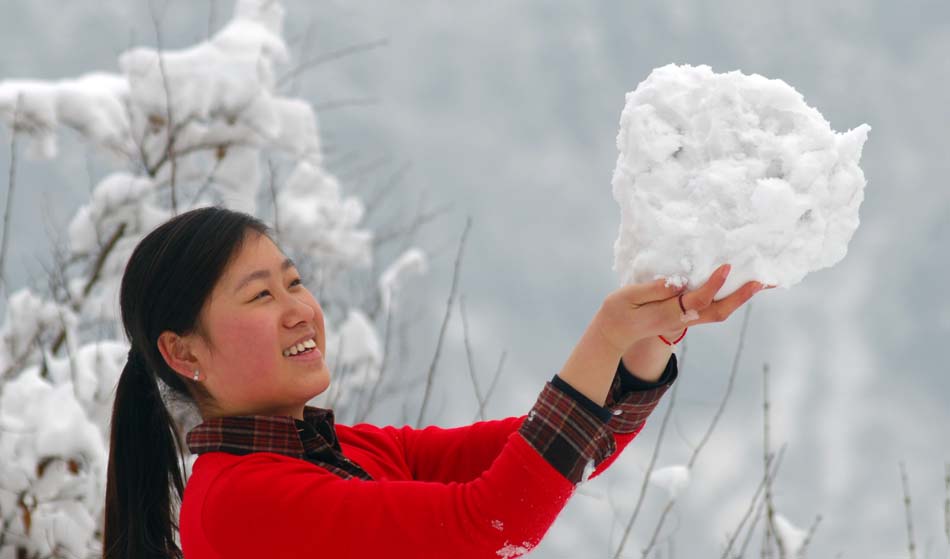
[157,330,201,382]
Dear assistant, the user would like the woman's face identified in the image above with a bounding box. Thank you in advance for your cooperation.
[180,231,330,420]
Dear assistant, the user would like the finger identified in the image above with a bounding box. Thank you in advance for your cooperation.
[686,281,762,326]
[680,264,731,313]
[619,277,686,305]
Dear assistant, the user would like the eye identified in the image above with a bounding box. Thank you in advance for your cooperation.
[252,289,272,301]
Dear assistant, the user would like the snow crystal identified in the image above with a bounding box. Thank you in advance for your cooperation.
[648,464,690,499]
[491,519,504,531]
[496,540,535,558]
[774,513,808,555]
[612,63,871,299]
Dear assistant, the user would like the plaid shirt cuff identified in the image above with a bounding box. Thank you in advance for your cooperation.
[605,353,677,433]
[519,381,617,484]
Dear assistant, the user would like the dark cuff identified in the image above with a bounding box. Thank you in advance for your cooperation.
[518,382,616,485]
[604,353,678,434]
[550,374,613,422]
[618,353,678,391]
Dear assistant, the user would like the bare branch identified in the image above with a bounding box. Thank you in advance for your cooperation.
[313,97,379,113]
[613,380,680,558]
[416,216,471,426]
[638,304,753,558]
[371,203,454,252]
[688,303,753,470]
[763,362,785,559]
[459,294,487,420]
[354,289,394,424]
[265,157,280,241]
[362,160,411,220]
[277,38,389,88]
[945,462,950,553]
[150,0,178,212]
[207,0,217,39]
[475,349,507,422]
[900,461,918,559]
[722,445,788,559]
[0,94,23,295]
[797,514,822,559]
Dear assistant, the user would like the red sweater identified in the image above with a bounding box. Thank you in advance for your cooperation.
[182,416,647,558]
[180,357,676,558]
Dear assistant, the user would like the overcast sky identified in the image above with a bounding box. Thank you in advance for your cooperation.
[1,1,949,556]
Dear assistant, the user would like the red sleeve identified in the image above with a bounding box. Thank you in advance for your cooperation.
[367,416,527,483]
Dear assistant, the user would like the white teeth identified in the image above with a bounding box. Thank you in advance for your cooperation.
[283,338,317,357]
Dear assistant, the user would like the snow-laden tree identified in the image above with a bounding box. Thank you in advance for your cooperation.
[0,1,428,556]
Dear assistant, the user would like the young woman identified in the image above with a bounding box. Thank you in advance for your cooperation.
[102,206,766,559]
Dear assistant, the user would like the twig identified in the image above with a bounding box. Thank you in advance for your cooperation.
[355,288,394,424]
[900,461,918,559]
[313,97,379,113]
[207,0,217,39]
[738,477,769,558]
[474,350,507,422]
[612,381,679,559]
[416,217,471,425]
[638,305,754,558]
[688,303,753,470]
[798,514,822,559]
[459,295,488,420]
[150,0,178,212]
[0,93,22,295]
[277,38,389,88]
[763,362,786,559]
[944,463,949,555]
[361,160,411,221]
[722,445,788,559]
[266,158,280,241]
[43,221,127,372]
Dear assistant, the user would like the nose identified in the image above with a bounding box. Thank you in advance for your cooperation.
[282,291,316,328]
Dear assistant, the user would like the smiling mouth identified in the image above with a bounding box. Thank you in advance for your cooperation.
[282,338,318,357]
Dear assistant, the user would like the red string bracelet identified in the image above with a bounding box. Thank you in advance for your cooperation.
[658,292,689,346]
[658,328,688,345]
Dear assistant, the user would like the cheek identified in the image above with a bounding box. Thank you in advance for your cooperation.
[214,314,277,371]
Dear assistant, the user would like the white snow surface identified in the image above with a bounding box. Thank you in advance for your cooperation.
[648,464,691,499]
[612,63,871,299]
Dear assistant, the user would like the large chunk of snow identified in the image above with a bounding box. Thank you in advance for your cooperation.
[612,63,870,299]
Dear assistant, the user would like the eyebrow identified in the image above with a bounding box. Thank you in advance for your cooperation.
[232,257,297,294]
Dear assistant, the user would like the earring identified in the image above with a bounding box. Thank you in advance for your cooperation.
[193,369,200,382]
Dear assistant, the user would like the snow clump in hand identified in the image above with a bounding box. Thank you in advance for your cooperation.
[611,63,871,299]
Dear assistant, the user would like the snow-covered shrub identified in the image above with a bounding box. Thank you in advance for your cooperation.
[0,1,426,555]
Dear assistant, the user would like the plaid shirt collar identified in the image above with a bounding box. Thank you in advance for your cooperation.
[185,405,372,480]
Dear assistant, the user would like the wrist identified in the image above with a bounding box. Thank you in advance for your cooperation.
[658,327,687,346]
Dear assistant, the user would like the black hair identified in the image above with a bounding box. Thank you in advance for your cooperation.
[102,206,271,559]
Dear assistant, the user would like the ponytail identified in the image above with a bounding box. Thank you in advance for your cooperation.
[102,349,186,559]
[106,206,273,557]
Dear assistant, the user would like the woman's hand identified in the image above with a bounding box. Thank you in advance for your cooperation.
[594,264,769,355]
